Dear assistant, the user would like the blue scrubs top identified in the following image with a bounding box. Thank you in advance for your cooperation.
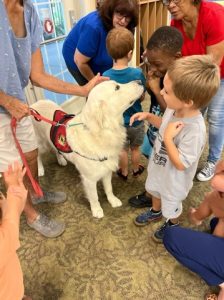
[62,11,113,75]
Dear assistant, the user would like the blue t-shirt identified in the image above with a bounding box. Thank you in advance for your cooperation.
[103,67,146,127]
[62,11,113,75]
[141,78,164,158]
[0,0,43,114]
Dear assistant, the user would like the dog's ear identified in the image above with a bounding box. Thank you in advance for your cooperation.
[83,99,108,131]
[95,100,108,129]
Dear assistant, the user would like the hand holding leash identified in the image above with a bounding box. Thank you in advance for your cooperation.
[4,98,30,121]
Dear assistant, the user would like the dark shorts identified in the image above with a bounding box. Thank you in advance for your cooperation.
[124,122,145,149]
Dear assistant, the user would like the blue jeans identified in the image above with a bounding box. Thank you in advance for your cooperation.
[207,79,224,163]
[163,225,224,286]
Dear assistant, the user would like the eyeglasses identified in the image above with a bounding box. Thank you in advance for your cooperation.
[114,12,131,23]
[161,0,180,6]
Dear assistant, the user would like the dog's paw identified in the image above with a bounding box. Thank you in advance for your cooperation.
[92,207,104,218]
[108,196,122,208]
[56,153,67,166]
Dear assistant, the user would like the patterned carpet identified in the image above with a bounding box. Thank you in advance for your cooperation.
[17,148,218,300]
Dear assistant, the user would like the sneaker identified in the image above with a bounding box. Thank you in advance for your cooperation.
[31,190,67,205]
[152,220,179,243]
[128,191,152,208]
[134,208,162,226]
[116,169,128,180]
[196,161,216,182]
[132,165,145,177]
[27,214,65,238]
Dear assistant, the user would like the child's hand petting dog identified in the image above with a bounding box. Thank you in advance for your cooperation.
[129,112,151,126]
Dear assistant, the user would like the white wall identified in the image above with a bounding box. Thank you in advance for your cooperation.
[63,0,96,31]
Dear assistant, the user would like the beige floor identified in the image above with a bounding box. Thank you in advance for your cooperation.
[17,92,221,299]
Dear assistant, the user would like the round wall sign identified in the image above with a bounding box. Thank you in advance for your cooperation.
[44,19,54,34]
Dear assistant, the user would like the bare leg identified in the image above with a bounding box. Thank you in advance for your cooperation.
[218,282,224,300]
[119,149,129,176]
[170,217,179,225]
[102,171,122,207]
[213,218,224,238]
[23,149,39,223]
[131,146,141,172]
[189,191,214,225]
[152,196,161,211]
[81,176,104,218]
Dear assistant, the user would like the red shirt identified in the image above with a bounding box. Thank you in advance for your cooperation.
[171,1,224,78]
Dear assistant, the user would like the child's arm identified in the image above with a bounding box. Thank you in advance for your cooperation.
[130,112,162,128]
[0,162,27,267]
[214,160,224,175]
[188,193,213,225]
[211,171,224,192]
[2,162,27,220]
[211,160,224,192]
[163,121,185,170]
[213,218,224,238]
[147,72,166,111]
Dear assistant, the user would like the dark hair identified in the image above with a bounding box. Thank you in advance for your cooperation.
[146,26,183,55]
[98,0,138,32]
[106,27,134,60]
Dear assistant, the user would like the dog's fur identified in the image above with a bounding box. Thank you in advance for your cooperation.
[31,80,144,218]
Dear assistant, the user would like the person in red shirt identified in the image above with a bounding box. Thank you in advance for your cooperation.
[164,0,224,181]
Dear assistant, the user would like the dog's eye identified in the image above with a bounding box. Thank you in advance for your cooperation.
[115,85,120,91]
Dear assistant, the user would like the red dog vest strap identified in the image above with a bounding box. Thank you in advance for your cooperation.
[50,110,75,153]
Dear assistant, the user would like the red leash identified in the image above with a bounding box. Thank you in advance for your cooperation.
[30,108,57,125]
[10,109,76,197]
[11,116,43,197]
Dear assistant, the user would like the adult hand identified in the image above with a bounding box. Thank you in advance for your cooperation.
[164,121,184,140]
[82,73,110,97]
[4,98,30,121]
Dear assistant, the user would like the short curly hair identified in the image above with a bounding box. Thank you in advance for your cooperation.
[147,26,183,55]
[98,0,139,33]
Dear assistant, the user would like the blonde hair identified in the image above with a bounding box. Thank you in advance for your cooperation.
[167,55,220,108]
[106,27,134,60]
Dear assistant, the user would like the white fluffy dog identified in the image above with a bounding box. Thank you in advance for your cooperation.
[31,80,144,218]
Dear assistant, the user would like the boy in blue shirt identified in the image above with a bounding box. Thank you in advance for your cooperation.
[103,27,146,180]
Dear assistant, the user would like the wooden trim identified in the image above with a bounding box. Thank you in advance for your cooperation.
[135,0,168,67]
